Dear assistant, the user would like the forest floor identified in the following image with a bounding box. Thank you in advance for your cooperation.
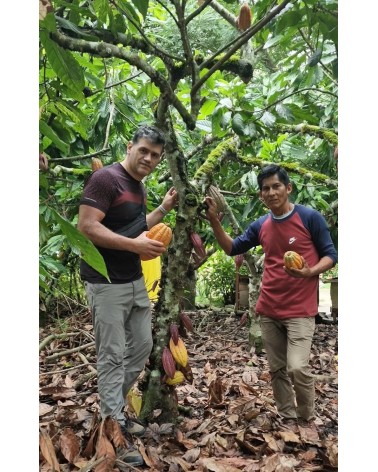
[39,307,338,472]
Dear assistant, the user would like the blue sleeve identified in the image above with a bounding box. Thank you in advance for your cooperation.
[297,206,338,265]
[229,215,267,256]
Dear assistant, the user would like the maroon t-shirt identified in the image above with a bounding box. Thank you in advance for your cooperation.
[79,163,148,283]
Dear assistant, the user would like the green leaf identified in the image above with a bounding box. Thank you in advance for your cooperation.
[199,100,218,118]
[276,11,304,32]
[40,30,85,95]
[132,0,149,18]
[93,0,110,24]
[39,120,70,154]
[260,111,276,127]
[231,113,245,136]
[263,35,283,49]
[55,16,99,41]
[50,209,110,281]
[275,103,294,121]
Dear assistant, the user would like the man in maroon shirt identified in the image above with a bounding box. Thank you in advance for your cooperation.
[205,164,337,429]
[78,125,178,466]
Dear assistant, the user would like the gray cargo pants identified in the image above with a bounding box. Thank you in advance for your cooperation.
[84,277,153,422]
[260,316,316,421]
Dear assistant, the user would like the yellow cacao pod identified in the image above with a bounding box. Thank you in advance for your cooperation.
[166,370,185,385]
[237,2,252,31]
[91,157,103,171]
[141,223,172,261]
[169,337,188,367]
[283,251,304,270]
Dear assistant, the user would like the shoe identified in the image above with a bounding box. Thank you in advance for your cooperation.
[117,445,144,466]
[120,418,146,437]
[280,418,299,432]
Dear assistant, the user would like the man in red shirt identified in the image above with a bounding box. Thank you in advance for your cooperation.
[205,164,337,427]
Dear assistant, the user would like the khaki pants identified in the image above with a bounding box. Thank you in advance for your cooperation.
[84,278,153,422]
[260,316,316,421]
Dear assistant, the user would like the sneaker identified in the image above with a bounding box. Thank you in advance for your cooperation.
[117,445,144,466]
[120,418,146,437]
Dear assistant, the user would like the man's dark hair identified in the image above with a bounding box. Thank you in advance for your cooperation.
[257,164,290,190]
[132,125,166,147]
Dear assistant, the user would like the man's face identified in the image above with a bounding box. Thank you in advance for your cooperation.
[259,174,292,213]
[125,138,164,180]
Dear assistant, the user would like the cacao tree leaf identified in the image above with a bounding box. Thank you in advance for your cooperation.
[231,113,245,136]
[50,209,110,282]
[117,0,141,25]
[132,0,149,18]
[93,0,110,24]
[307,48,323,67]
[263,34,283,49]
[39,120,70,154]
[55,16,99,41]
[275,103,294,121]
[260,111,276,127]
[199,99,218,118]
[275,11,303,33]
[40,30,85,95]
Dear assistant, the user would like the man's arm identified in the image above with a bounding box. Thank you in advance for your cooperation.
[146,187,178,228]
[285,255,335,278]
[78,205,166,259]
[204,197,233,255]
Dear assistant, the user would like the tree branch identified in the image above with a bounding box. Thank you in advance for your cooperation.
[50,30,196,129]
[192,0,293,96]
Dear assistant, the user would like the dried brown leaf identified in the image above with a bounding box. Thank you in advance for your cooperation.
[59,427,80,463]
[39,402,54,416]
[199,457,242,471]
[39,428,61,472]
[94,425,116,472]
[228,396,256,415]
[182,447,201,463]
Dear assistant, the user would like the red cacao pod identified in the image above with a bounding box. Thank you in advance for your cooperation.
[190,232,206,259]
[162,346,176,379]
[237,2,252,31]
[170,323,180,345]
[180,312,194,333]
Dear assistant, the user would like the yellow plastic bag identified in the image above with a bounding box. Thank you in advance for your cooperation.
[141,257,161,301]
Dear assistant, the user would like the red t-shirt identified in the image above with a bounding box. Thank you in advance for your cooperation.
[230,205,337,319]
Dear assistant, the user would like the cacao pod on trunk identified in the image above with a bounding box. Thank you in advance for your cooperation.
[180,312,194,333]
[162,346,176,378]
[166,370,185,385]
[237,2,252,31]
[170,323,180,345]
[206,185,227,213]
[190,232,206,259]
[169,337,188,367]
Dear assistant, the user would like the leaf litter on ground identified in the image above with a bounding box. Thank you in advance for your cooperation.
[39,307,338,471]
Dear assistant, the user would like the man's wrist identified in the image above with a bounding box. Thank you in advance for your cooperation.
[158,204,169,215]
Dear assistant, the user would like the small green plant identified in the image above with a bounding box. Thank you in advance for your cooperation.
[196,252,239,306]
